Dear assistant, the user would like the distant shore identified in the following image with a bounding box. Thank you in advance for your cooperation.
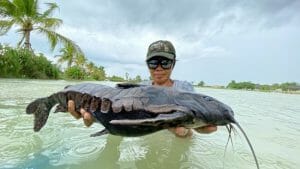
[194,85,300,95]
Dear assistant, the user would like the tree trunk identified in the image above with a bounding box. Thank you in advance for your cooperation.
[24,30,31,49]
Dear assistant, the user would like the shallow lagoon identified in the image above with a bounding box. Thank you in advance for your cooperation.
[0,79,299,169]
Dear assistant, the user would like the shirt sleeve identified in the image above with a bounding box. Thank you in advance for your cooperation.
[173,80,195,92]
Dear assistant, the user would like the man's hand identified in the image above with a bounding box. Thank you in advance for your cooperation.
[169,125,217,138]
[67,100,94,127]
[194,125,217,134]
[169,127,193,138]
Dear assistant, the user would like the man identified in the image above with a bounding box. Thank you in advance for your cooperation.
[68,40,217,137]
[142,40,217,137]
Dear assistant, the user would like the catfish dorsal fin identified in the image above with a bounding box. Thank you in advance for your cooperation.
[116,83,145,89]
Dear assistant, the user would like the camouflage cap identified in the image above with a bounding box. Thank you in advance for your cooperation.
[146,40,176,61]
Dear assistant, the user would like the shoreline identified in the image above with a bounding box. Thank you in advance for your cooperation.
[194,85,300,95]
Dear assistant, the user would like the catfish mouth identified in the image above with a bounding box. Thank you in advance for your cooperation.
[109,111,194,127]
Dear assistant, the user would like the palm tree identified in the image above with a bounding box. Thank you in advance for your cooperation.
[0,0,82,54]
[86,61,95,74]
[74,53,87,68]
[56,43,75,68]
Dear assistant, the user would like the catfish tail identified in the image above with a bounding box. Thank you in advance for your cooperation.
[234,121,260,169]
[26,98,52,132]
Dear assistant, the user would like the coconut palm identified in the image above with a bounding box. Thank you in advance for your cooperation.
[56,43,75,68]
[86,61,95,74]
[0,0,82,54]
[74,53,87,68]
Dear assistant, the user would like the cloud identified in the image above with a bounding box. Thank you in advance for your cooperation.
[55,0,300,35]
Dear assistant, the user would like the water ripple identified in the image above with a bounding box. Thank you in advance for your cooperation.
[0,135,42,169]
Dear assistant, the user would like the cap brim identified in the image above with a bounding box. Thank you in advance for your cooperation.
[146,52,175,61]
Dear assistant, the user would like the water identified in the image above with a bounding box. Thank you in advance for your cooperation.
[0,79,299,169]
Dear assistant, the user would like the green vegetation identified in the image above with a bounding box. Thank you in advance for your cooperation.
[64,66,85,80]
[108,75,126,82]
[277,82,300,92]
[197,81,205,87]
[106,75,142,83]
[195,80,300,93]
[227,80,300,92]
[0,44,141,82]
[227,80,256,90]
[0,44,108,80]
[63,63,106,81]
[0,44,60,79]
[87,65,106,81]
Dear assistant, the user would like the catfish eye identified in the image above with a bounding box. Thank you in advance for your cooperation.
[203,96,213,101]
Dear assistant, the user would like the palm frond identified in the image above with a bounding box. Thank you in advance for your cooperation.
[0,19,14,35]
[30,0,38,17]
[56,43,76,67]
[41,3,59,18]
[36,26,83,55]
[36,17,62,29]
[23,0,33,16]
[75,53,87,67]
[0,0,16,17]
[12,0,36,17]
[13,0,26,16]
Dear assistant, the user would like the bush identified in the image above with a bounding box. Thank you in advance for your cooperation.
[88,66,106,81]
[64,66,86,80]
[0,45,22,77]
[0,44,60,79]
[227,80,255,90]
[109,75,125,82]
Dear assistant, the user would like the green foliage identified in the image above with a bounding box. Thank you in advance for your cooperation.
[197,81,205,87]
[226,80,300,92]
[227,80,256,90]
[64,66,86,80]
[257,85,271,91]
[280,82,300,91]
[0,45,22,77]
[134,75,142,83]
[0,44,60,79]
[127,75,142,83]
[109,75,125,82]
[90,66,106,81]
[56,43,76,67]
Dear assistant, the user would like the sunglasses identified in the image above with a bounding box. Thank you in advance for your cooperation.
[147,58,174,69]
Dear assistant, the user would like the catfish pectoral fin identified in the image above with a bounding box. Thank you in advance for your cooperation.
[90,129,109,137]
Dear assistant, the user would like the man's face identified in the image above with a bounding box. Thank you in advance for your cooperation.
[147,56,174,84]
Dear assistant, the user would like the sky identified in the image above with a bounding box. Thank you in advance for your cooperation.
[1,0,300,85]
